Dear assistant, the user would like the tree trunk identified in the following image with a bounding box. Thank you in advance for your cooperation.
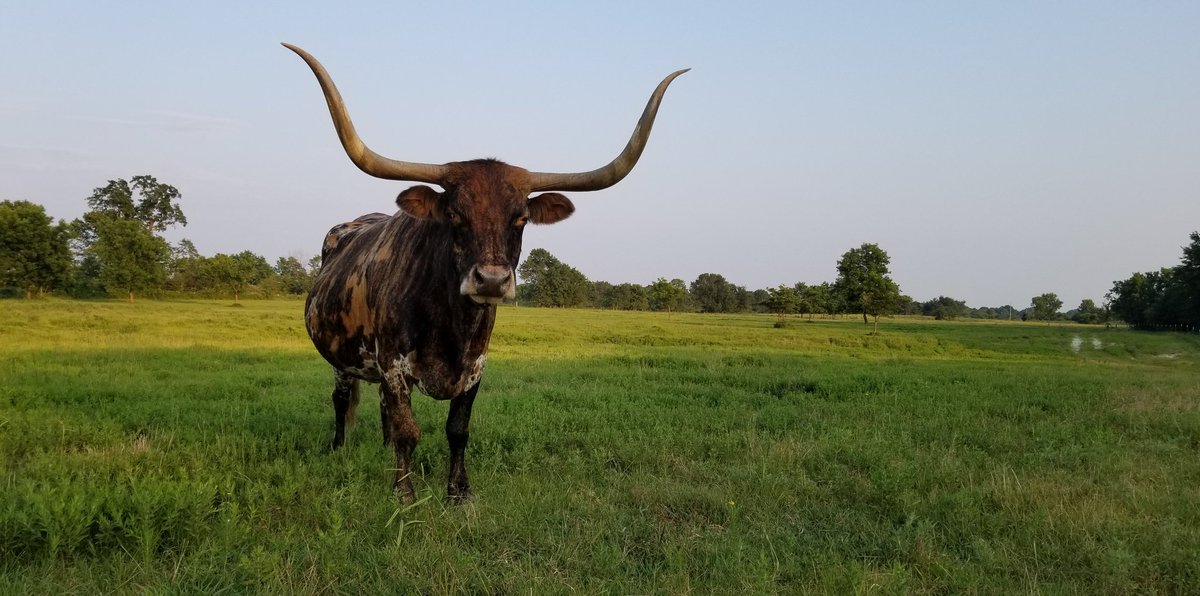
[234,289,240,303]
[24,288,32,300]
[862,312,869,324]
[128,291,135,302]
[873,315,879,334]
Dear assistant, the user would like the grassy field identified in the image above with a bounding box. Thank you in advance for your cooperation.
[1,299,1198,593]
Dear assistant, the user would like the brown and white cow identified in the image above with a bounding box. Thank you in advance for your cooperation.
[285,43,686,503]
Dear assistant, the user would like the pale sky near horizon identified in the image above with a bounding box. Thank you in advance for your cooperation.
[2,2,1197,309]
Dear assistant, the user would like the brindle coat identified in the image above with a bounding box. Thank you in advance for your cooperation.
[285,43,685,503]
[306,160,573,502]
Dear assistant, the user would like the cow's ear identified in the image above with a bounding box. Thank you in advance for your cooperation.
[528,193,575,224]
[396,185,442,220]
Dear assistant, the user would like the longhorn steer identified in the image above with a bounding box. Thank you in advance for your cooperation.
[285,44,687,503]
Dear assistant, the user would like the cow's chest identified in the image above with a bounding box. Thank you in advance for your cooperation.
[372,350,487,400]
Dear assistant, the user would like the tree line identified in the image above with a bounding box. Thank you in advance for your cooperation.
[1,176,319,302]
[5,174,1183,331]
[1105,232,1200,331]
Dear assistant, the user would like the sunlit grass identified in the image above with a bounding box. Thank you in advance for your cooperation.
[1,299,1198,592]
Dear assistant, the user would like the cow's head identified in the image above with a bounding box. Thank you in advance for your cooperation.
[284,43,687,305]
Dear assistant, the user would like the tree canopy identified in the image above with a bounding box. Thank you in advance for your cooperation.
[86,175,186,233]
[1029,293,1064,322]
[0,200,73,298]
[690,273,738,313]
[518,248,590,307]
[71,175,188,301]
[834,243,902,329]
[1107,231,1200,331]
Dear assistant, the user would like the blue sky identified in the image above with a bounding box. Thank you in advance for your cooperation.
[2,2,1198,308]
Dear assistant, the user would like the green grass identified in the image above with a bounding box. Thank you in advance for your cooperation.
[2,299,1199,593]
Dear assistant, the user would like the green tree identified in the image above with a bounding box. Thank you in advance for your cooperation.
[609,283,649,310]
[834,243,900,326]
[1178,232,1200,325]
[1072,299,1104,325]
[690,273,737,313]
[0,200,73,298]
[73,175,187,300]
[517,248,589,307]
[167,239,207,291]
[922,296,968,320]
[208,254,253,302]
[207,251,274,302]
[648,277,687,314]
[86,175,186,233]
[861,278,902,333]
[275,256,313,295]
[897,295,921,316]
[800,283,831,318]
[87,214,171,301]
[764,284,800,324]
[1029,292,1063,322]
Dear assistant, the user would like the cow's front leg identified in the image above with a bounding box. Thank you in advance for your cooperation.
[446,381,480,503]
[381,366,420,503]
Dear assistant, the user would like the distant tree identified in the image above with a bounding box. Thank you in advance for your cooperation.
[589,280,615,308]
[669,279,694,312]
[733,286,752,312]
[1030,292,1064,322]
[609,283,649,310]
[209,254,249,302]
[648,277,686,314]
[236,251,275,285]
[834,243,901,326]
[72,175,186,301]
[87,214,171,301]
[517,248,589,307]
[799,283,830,318]
[1105,231,1200,331]
[0,200,72,298]
[1072,299,1105,325]
[764,284,800,323]
[897,295,922,316]
[85,175,186,233]
[922,296,968,320]
[861,278,902,333]
[750,288,771,313]
[690,273,737,313]
[1178,232,1200,325]
[307,254,323,277]
[167,239,205,291]
[276,256,313,295]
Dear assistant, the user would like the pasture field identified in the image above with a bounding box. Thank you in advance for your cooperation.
[1,299,1199,594]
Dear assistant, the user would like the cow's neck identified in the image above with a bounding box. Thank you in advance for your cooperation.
[387,217,497,357]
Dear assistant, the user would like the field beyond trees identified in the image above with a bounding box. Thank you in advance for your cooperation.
[2,300,1198,593]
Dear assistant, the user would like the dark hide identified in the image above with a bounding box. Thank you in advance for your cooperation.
[305,159,572,503]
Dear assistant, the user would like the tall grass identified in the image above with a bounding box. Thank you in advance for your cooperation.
[1,299,1198,592]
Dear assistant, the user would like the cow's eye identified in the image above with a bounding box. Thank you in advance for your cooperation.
[447,211,463,225]
[513,216,528,227]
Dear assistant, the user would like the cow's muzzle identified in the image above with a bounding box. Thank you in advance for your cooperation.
[461,265,515,305]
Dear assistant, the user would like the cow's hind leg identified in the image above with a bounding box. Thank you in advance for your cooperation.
[380,391,392,446]
[381,367,420,503]
[331,370,360,449]
[446,381,480,503]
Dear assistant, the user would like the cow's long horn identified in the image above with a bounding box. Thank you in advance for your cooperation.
[527,68,689,192]
[283,43,448,184]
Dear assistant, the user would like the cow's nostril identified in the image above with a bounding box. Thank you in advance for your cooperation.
[473,268,487,284]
